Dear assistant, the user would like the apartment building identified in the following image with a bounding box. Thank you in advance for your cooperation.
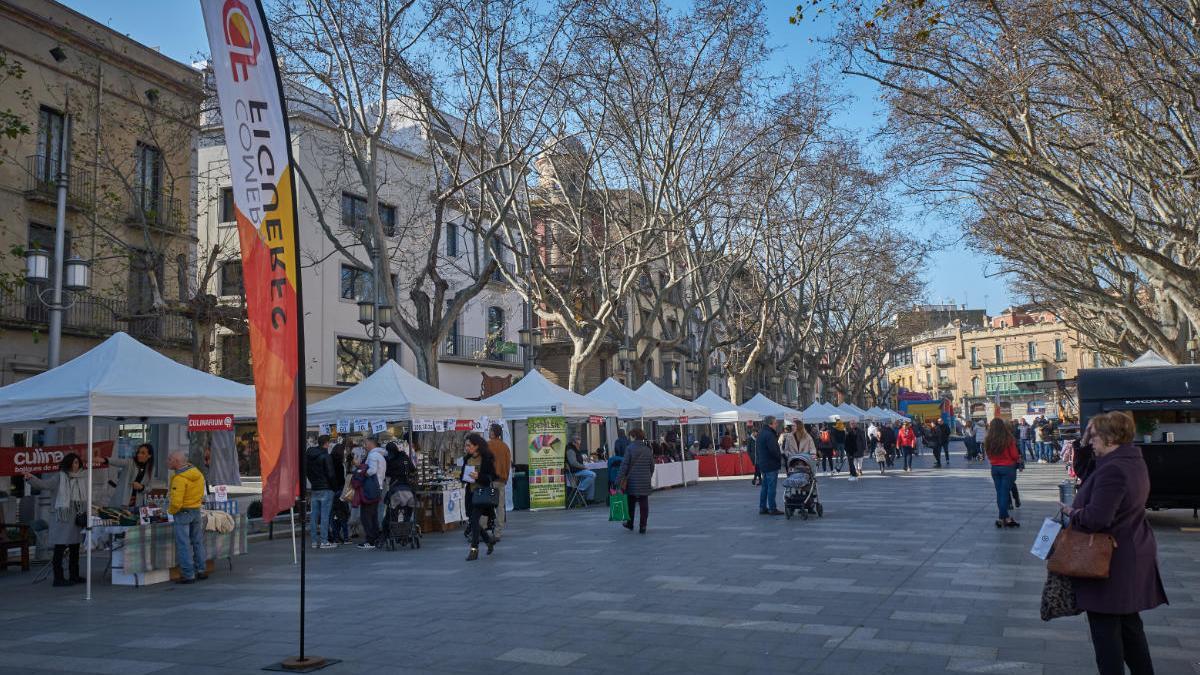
[197,93,525,401]
[0,0,202,391]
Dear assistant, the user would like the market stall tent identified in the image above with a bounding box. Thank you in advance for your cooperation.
[483,370,617,421]
[741,392,803,422]
[833,403,867,421]
[693,390,762,423]
[799,401,841,423]
[307,360,499,424]
[585,378,678,419]
[635,381,712,420]
[0,331,257,601]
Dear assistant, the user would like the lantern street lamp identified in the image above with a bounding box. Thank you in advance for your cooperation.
[357,298,391,371]
[517,327,543,374]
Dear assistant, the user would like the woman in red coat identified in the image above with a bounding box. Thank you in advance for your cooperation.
[984,418,1021,528]
[1061,411,1167,675]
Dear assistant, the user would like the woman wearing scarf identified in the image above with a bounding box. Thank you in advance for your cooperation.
[106,443,163,508]
[23,453,88,587]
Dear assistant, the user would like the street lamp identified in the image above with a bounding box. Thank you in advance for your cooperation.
[518,327,542,374]
[357,298,391,371]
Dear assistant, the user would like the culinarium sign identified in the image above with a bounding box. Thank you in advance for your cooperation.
[203,0,306,524]
[0,441,114,477]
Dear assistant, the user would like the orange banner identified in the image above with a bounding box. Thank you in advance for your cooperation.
[203,0,305,522]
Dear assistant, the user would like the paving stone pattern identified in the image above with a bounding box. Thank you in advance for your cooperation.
[1,445,1198,674]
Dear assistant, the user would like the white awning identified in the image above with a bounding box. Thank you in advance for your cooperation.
[693,390,763,423]
[634,381,711,421]
[483,370,617,421]
[307,360,500,424]
[585,378,678,419]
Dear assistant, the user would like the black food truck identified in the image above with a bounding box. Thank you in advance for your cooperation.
[1077,362,1199,512]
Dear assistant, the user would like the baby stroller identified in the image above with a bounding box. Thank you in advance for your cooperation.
[783,453,823,520]
[382,484,421,550]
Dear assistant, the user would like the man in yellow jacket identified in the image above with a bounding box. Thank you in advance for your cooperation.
[168,450,207,584]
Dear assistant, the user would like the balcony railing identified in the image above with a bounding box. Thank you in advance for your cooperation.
[127,192,185,233]
[440,333,524,365]
[937,378,957,389]
[936,356,954,366]
[24,154,94,210]
[0,289,192,347]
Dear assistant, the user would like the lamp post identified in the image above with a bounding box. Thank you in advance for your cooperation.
[518,327,542,374]
[618,342,632,386]
[357,298,391,372]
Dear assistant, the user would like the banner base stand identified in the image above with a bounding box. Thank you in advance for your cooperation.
[264,656,337,672]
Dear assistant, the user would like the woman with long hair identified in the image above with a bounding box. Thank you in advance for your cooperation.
[463,433,498,561]
[984,418,1021,528]
[22,453,87,586]
[107,442,162,508]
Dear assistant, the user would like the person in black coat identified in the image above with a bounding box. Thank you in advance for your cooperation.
[934,418,952,467]
[463,433,498,561]
[845,423,867,480]
[304,435,337,548]
[755,417,783,515]
[618,428,655,533]
[329,442,350,544]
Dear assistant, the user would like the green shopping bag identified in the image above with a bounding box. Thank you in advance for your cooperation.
[609,493,629,522]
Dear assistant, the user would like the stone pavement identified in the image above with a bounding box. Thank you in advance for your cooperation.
[1,446,1198,675]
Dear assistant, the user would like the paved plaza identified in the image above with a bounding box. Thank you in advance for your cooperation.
[1,448,1198,675]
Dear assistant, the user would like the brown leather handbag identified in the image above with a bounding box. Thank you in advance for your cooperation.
[1047,525,1117,579]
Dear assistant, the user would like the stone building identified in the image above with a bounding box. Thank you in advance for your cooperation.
[0,0,202,392]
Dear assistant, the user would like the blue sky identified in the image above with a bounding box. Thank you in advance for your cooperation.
[61,0,1012,314]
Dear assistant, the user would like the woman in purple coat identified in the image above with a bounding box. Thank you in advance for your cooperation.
[1061,411,1167,675]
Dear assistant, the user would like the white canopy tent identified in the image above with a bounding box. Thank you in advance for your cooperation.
[864,406,891,422]
[635,381,711,421]
[585,378,679,419]
[831,403,867,421]
[741,392,803,423]
[307,360,499,424]
[693,390,762,423]
[799,401,842,423]
[842,403,872,420]
[483,370,617,421]
[0,332,257,600]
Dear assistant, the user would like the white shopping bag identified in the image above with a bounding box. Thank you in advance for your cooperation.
[1030,517,1063,560]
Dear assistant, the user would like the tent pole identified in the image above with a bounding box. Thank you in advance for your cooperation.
[289,507,298,565]
[680,418,686,489]
[711,422,719,481]
[85,414,93,601]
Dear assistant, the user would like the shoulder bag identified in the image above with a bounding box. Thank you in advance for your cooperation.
[1046,525,1117,579]
[471,485,500,508]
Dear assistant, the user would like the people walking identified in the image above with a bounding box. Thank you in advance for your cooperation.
[897,421,917,472]
[487,424,511,539]
[166,450,207,583]
[845,423,866,481]
[934,418,951,468]
[756,415,784,515]
[618,428,655,533]
[781,424,799,456]
[881,422,897,467]
[816,425,835,475]
[796,424,816,456]
[304,435,338,550]
[22,453,87,587]
[1060,411,1166,675]
[984,419,1020,528]
[463,433,498,561]
[329,442,350,544]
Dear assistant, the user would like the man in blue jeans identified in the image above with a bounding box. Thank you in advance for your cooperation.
[756,416,783,515]
[305,435,338,549]
[167,450,207,584]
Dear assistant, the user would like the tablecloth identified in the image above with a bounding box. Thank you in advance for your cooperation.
[119,515,248,574]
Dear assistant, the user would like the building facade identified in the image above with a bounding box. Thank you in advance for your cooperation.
[886,306,1113,421]
[0,0,202,393]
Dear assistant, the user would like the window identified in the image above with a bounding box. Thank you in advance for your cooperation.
[336,336,397,385]
[969,346,978,367]
[340,193,396,238]
[176,254,189,301]
[936,347,947,362]
[994,345,1004,364]
[129,251,164,313]
[340,265,372,301]
[219,187,236,223]
[668,361,682,388]
[1093,353,1103,368]
[36,106,66,184]
[220,260,244,296]
[1055,339,1066,361]
[487,306,505,338]
[1027,341,1037,361]
[135,142,163,214]
[220,333,252,382]
[971,376,980,396]
[445,300,460,355]
[445,222,459,256]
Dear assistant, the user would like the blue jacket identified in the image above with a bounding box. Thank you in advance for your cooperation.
[755,425,781,473]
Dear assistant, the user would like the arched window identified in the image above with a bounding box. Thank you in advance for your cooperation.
[971,376,980,396]
[487,306,505,338]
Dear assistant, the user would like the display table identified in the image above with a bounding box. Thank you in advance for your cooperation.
[651,460,699,489]
[99,515,248,586]
[698,451,756,477]
[415,487,465,533]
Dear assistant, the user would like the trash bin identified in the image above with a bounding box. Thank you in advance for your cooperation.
[513,471,529,510]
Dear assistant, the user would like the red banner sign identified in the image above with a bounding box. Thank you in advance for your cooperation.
[678,416,689,424]
[588,416,603,425]
[0,441,114,477]
[455,419,474,432]
[187,414,234,432]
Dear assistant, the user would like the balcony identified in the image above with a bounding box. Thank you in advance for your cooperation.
[127,191,186,233]
[937,378,956,390]
[24,154,94,211]
[936,355,954,366]
[0,289,192,347]
[440,333,524,368]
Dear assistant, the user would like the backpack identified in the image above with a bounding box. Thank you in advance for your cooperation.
[819,430,831,444]
[350,463,381,504]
